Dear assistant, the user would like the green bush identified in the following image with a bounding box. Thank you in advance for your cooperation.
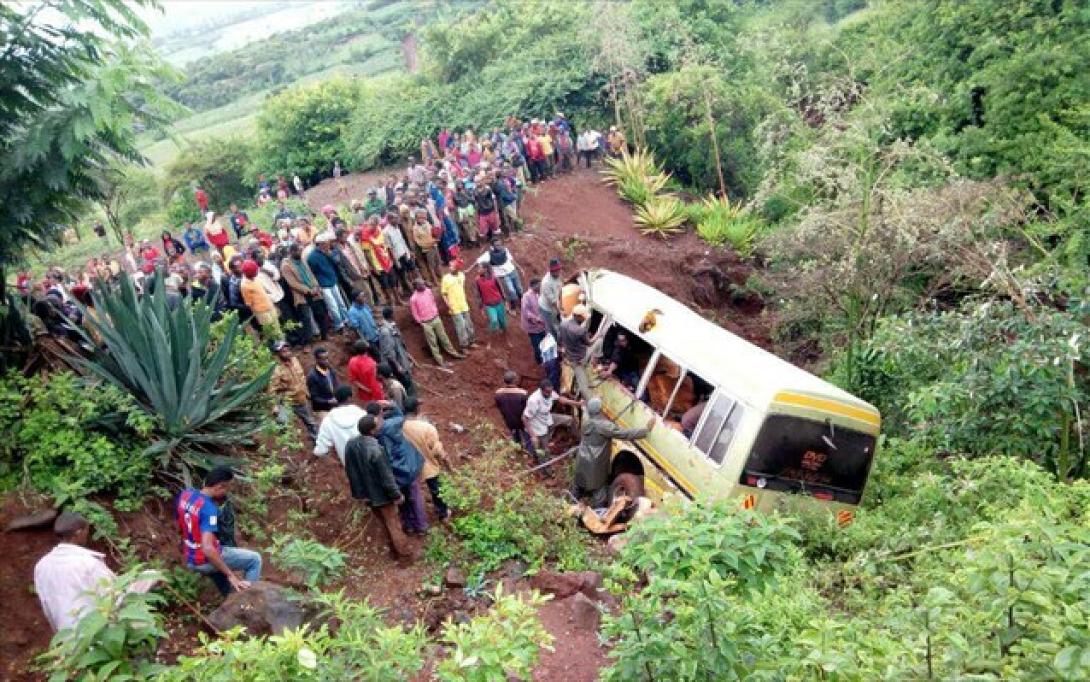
[37,568,166,681]
[633,196,686,238]
[267,536,347,589]
[162,136,257,214]
[693,195,764,254]
[0,371,154,510]
[435,585,553,682]
[255,77,361,179]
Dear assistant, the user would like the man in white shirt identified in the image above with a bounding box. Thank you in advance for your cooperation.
[314,385,367,465]
[522,378,583,455]
[34,513,157,633]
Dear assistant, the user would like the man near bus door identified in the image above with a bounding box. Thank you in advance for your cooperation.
[559,304,595,399]
[572,398,655,507]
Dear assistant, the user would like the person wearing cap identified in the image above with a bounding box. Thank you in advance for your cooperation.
[307,233,350,333]
[176,467,262,595]
[560,303,595,399]
[607,125,627,158]
[34,513,159,633]
[409,279,465,367]
[241,260,281,340]
[271,341,318,439]
[539,258,564,340]
[363,188,386,219]
[573,399,655,506]
[440,262,477,350]
[343,413,416,561]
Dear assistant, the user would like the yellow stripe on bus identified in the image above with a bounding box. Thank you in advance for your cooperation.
[772,392,881,428]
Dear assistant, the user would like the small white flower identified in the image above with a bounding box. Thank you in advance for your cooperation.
[297,647,317,669]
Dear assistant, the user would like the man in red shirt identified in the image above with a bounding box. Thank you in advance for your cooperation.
[195,186,209,213]
[475,264,507,332]
[347,340,384,402]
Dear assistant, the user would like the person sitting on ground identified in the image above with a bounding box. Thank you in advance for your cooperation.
[572,398,655,507]
[522,378,583,460]
[270,340,319,440]
[306,347,342,414]
[401,397,451,521]
[34,513,159,633]
[344,414,417,562]
[314,385,366,464]
[176,467,262,595]
[348,339,384,403]
[495,370,534,457]
[378,362,407,411]
[366,400,427,535]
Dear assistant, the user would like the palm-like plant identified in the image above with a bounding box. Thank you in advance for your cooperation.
[602,149,671,208]
[695,195,763,256]
[71,273,273,480]
[634,197,687,238]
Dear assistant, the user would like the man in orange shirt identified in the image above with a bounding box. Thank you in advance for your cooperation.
[240,260,280,340]
[347,340,384,402]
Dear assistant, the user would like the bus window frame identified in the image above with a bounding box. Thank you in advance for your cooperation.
[690,388,746,469]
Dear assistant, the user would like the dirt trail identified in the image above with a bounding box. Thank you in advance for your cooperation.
[1,166,768,680]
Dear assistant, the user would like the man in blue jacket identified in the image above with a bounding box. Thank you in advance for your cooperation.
[347,290,379,345]
[306,233,349,333]
[183,222,211,258]
[365,400,427,535]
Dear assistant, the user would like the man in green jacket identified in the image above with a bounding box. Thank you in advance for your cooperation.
[363,188,386,219]
[572,398,655,507]
[343,415,417,562]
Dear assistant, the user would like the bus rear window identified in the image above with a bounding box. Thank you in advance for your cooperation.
[740,415,876,504]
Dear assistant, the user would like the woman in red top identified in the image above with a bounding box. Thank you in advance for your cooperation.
[347,340,384,402]
[205,219,230,253]
[475,264,507,332]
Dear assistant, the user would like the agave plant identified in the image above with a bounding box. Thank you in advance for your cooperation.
[695,195,764,256]
[71,272,273,480]
[602,148,671,208]
[634,197,687,238]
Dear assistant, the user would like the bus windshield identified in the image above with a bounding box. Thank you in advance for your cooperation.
[740,415,876,504]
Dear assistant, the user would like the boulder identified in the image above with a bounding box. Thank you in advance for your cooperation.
[207,582,323,636]
[444,566,467,588]
[568,592,600,631]
[5,509,58,532]
[528,570,602,600]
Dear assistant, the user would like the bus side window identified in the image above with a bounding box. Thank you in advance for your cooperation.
[706,403,744,465]
[693,392,740,464]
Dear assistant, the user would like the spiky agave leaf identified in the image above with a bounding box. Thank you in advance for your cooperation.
[69,272,272,478]
[634,197,687,238]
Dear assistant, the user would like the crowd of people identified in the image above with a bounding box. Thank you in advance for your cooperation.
[28,113,643,631]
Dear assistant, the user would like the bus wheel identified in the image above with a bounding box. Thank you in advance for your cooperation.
[609,473,645,521]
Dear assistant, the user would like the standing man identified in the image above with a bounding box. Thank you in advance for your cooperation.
[314,385,365,464]
[494,370,534,457]
[34,513,158,633]
[538,258,564,341]
[411,208,443,284]
[195,185,209,214]
[401,397,451,521]
[347,290,380,346]
[366,401,427,535]
[363,188,386,219]
[176,467,262,595]
[577,129,598,168]
[520,278,547,364]
[306,347,341,414]
[560,304,595,399]
[240,260,280,340]
[348,340,384,402]
[280,243,327,342]
[377,306,416,397]
[573,398,655,506]
[440,262,477,351]
[292,173,305,198]
[522,379,583,459]
[475,264,507,333]
[307,233,349,334]
[270,341,318,439]
[473,175,501,243]
[343,414,416,561]
[409,279,464,367]
[474,239,523,313]
[607,126,627,158]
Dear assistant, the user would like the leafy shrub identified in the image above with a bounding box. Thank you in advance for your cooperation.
[432,424,594,577]
[72,273,274,482]
[435,585,553,682]
[162,136,258,214]
[693,195,764,254]
[633,196,687,238]
[267,536,347,589]
[255,77,361,180]
[600,148,668,207]
[37,568,166,681]
[162,592,426,680]
[0,371,154,510]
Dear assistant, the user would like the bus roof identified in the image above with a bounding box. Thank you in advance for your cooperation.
[584,269,879,419]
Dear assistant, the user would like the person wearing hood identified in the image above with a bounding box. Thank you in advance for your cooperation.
[573,398,655,507]
[366,400,427,535]
[314,385,365,464]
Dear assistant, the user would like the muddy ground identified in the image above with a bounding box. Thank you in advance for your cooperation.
[0,165,769,680]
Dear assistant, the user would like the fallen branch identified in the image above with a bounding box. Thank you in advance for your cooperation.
[520,447,576,476]
[417,363,455,374]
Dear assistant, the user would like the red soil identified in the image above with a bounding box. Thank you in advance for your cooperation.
[0,165,769,680]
